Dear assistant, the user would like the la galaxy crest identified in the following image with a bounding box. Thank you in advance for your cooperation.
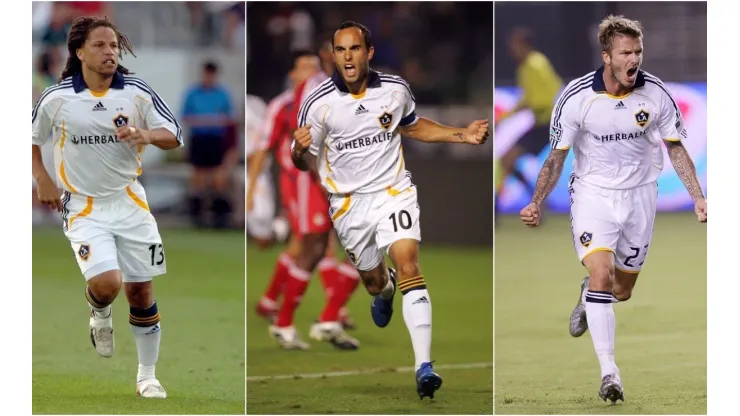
[378,112,393,130]
[113,114,129,128]
[579,231,593,248]
[78,244,91,261]
[634,109,649,128]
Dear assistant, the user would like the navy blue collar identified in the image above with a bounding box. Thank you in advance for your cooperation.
[72,71,125,93]
[591,65,645,93]
[330,68,382,93]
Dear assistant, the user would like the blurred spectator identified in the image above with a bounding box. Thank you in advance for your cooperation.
[181,61,236,229]
[64,1,114,19]
[41,3,72,47]
[33,49,62,104]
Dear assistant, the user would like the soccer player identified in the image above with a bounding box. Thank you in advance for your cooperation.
[495,28,562,216]
[31,16,182,398]
[245,93,278,245]
[291,21,489,399]
[519,15,707,403]
[248,51,361,350]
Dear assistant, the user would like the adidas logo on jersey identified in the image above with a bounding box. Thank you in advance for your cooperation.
[92,102,107,112]
[355,104,369,115]
[614,101,626,110]
[412,296,429,305]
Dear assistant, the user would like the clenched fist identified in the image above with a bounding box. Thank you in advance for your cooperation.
[520,202,542,228]
[292,124,313,156]
[462,120,490,144]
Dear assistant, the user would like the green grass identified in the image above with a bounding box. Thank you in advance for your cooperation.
[32,227,245,415]
[495,213,707,415]
[246,243,493,414]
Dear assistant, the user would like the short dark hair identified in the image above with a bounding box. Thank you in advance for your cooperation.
[332,20,372,50]
[290,50,317,69]
[203,61,219,73]
[60,16,135,82]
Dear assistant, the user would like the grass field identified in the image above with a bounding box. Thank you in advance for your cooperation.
[495,213,707,415]
[246,243,493,414]
[32,227,245,415]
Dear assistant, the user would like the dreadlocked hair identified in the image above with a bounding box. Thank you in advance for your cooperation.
[59,16,136,83]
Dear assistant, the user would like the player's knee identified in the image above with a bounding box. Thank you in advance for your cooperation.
[88,271,122,303]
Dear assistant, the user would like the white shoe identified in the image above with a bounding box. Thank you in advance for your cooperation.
[309,321,360,350]
[136,378,167,398]
[89,310,115,358]
[269,325,310,350]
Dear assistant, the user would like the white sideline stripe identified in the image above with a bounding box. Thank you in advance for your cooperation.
[247,361,492,382]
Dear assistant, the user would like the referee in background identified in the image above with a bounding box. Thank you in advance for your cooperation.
[495,27,562,216]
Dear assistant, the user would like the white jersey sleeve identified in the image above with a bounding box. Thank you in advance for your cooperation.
[127,77,183,146]
[654,81,686,142]
[32,86,65,146]
[549,81,581,150]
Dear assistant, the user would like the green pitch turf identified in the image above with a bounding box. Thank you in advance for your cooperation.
[32,227,245,415]
[246,243,493,414]
[495,213,707,415]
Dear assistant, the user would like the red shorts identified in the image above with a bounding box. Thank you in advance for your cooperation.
[279,171,332,237]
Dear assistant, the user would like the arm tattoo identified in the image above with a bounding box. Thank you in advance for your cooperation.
[453,132,463,142]
[666,141,704,201]
[531,149,568,205]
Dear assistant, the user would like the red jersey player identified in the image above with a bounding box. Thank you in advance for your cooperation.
[246,51,360,350]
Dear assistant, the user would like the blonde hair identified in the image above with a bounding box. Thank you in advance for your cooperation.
[598,15,644,54]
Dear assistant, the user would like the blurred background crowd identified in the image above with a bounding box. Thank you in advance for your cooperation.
[32,1,246,231]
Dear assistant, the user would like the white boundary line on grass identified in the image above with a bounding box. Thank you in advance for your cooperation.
[247,361,492,382]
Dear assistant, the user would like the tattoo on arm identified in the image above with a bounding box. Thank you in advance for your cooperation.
[453,132,463,142]
[666,141,704,201]
[531,149,569,205]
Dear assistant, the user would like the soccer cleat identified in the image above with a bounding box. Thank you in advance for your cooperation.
[370,268,397,328]
[89,310,115,358]
[309,321,360,350]
[599,373,624,403]
[136,378,167,399]
[269,325,310,350]
[569,276,589,337]
[415,361,443,399]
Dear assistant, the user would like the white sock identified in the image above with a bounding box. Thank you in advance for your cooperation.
[585,291,619,378]
[130,302,161,382]
[401,286,432,371]
[380,269,395,299]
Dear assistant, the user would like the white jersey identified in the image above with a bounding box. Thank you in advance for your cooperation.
[550,67,686,189]
[246,94,267,158]
[32,72,182,199]
[295,70,419,195]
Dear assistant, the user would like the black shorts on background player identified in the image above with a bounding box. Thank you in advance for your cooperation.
[189,134,226,167]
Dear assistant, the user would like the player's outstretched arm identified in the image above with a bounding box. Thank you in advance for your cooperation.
[664,141,705,202]
[399,118,489,144]
[531,148,569,206]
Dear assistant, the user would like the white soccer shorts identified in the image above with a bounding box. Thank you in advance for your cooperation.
[246,170,276,239]
[62,180,166,282]
[330,180,422,271]
[569,175,657,274]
